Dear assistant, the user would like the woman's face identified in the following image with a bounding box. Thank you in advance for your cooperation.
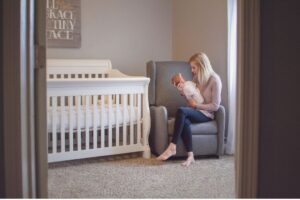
[190,61,199,76]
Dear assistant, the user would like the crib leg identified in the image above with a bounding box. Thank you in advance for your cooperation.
[143,145,151,159]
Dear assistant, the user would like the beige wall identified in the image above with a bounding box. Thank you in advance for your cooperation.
[173,0,228,116]
[47,0,228,111]
[47,0,172,76]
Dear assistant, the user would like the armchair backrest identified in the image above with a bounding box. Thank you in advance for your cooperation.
[146,61,193,117]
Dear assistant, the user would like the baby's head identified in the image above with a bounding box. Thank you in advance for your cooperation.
[171,73,185,87]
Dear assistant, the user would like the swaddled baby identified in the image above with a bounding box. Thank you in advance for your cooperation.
[171,73,204,104]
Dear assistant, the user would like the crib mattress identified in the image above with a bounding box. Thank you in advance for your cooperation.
[48,105,139,132]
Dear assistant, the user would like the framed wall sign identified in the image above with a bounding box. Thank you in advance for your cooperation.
[46,0,81,48]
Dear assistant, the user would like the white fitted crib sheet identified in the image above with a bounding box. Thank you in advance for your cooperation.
[48,104,139,132]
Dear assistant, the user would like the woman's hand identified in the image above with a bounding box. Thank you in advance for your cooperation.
[187,99,197,109]
[177,82,184,90]
[177,83,184,96]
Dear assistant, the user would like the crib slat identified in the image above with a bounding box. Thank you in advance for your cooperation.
[122,94,127,146]
[101,95,105,148]
[61,96,65,152]
[82,95,86,107]
[77,96,81,151]
[130,94,134,145]
[137,94,141,144]
[108,95,112,147]
[93,95,97,149]
[116,94,120,147]
[52,97,57,154]
[85,96,90,149]
[69,96,74,152]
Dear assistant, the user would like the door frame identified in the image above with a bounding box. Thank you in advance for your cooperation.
[0,0,47,197]
[1,0,36,197]
[34,0,48,197]
[235,0,260,197]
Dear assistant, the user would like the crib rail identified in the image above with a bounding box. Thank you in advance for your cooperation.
[47,59,112,80]
[47,78,150,162]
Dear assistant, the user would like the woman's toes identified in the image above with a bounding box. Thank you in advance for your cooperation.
[181,157,195,167]
[156,149,176,161]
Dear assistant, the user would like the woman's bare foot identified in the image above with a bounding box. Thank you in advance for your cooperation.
[156,143,176,161]
[181,152,195,167]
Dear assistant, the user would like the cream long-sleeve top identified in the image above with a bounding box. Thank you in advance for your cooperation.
[196,73,222,119]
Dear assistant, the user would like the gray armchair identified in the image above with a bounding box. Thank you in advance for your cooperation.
[147,61,225,157]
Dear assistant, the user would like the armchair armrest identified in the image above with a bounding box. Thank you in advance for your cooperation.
[215,105,226,156]
[149,106,169,155]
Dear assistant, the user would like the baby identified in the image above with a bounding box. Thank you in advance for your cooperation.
[171,73,204,105]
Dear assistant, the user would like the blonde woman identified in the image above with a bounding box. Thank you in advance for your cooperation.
[156,52,222,167]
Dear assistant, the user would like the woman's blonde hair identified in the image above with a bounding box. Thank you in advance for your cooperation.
[189,52,215,85]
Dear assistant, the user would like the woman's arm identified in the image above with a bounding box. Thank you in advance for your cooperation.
[195,77,222,111]
[176,82,185,96]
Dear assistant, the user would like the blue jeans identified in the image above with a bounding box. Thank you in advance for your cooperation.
[171,107,212,152]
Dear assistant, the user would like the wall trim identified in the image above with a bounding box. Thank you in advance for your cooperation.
[236,0,260,197]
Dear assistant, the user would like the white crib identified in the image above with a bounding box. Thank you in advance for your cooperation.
[47,59,151,163]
